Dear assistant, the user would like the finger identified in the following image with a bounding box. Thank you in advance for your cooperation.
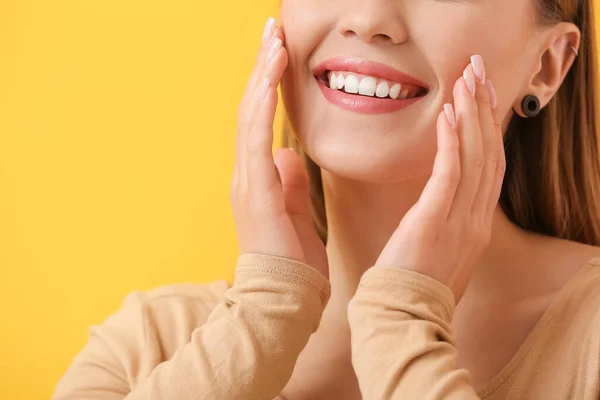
[245,28,286,127]
[470,62,497,221]
[246,17,278,100]
[417,105,461,221]
[239,18,278,122]
[275,147,328,279]
[234,21,283,185]
[485,80,506,226]
[241,28,285,188]
[447,64,485,223]
[246,32,285,136]
[246,34,288,193]
[243,27,286,122]
[274,148,312,222]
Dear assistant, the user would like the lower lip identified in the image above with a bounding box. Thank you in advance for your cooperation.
[316,78,425,115]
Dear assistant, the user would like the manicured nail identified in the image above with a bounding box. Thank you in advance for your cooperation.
[444,103,456,128]
[260,78,270,99]
[486,79,498,109]
[463,66,476,98]
[470,55,486,84]
[268,37,282,62]
[262,17,276,45]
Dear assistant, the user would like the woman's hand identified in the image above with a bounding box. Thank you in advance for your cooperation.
[230,18,329,279]
[375,56,504,303]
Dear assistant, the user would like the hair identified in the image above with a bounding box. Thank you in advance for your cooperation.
[280,0,600,247]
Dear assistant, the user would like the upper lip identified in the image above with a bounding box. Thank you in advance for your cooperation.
[313,56,429,89]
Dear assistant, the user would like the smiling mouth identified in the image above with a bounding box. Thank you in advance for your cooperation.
[315,70,429,100]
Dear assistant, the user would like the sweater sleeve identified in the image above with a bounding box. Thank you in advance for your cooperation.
[347,266,480,399]
[53,253,330,400]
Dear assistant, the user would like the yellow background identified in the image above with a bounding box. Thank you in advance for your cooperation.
[0,0,284,398]
[2,1,599,399]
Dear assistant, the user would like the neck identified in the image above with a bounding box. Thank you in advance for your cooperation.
[321,169,541,309]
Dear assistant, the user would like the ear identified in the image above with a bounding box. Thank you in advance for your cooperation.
[513,22,581,117]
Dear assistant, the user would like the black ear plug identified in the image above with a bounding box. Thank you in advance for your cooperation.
[520,95,541,118]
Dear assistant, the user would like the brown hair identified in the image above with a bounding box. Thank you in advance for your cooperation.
[280,0,600,246]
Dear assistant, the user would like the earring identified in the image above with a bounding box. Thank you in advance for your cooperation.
[570,44,579,56]
[521,95,541,117]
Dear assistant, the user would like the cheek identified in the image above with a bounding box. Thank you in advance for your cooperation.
[279,1,319,81]
[281,0,328,47]
[411,4,530,104]
[280,0,330,124]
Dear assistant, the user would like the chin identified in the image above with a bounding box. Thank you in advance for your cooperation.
[295,128,438,183]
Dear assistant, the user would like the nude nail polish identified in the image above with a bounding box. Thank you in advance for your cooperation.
[268,37,282,62]
[262,17,276,45]
[463,66,476,98]
[470,55,486,84]
[444,103,456,128]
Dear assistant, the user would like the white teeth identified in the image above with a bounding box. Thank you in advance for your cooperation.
[389,83,401,100]
[336,74,345,89]
[375,81,389,98]
[329,72,337,89]
[325,71,423,99]
[344,75,359,94]
[358,77,377,96]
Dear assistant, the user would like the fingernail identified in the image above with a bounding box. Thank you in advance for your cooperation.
[470,55,486,84]
[268,37,282,62]
[262,17,276,45]
[463,66,476,98]
[286,147,296,152]
[260,78,270,99]
[486,79,498,109]
[444,103,456,128]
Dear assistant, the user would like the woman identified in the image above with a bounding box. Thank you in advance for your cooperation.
[53,0,600,398]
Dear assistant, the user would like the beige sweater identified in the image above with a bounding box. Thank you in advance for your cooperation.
[53,253,600,399]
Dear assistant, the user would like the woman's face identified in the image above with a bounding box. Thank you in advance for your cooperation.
[280,0,540,182]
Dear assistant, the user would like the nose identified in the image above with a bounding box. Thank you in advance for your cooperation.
[335,1,408,45]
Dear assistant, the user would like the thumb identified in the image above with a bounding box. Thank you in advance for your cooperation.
[275,147,329,280]
[273,148,312,223]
